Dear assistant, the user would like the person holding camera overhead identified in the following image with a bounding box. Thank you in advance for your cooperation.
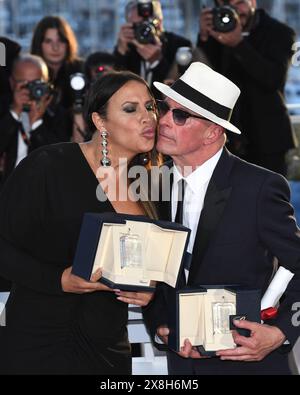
[0,54,71,186]
[114,0,191,91]
[197,0,297,176]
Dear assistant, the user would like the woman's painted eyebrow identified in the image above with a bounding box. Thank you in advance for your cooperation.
[122,100,154,105]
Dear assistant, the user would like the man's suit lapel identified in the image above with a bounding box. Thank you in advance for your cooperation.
[188,148,234,285]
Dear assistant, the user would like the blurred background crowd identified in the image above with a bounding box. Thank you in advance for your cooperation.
[0,0,300,185]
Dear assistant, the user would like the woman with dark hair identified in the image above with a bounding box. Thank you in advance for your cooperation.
[0,71,158,374]
[31,15,83,111]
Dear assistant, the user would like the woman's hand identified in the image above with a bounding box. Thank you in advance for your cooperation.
[115,290,155,306]
[61,267,113,294]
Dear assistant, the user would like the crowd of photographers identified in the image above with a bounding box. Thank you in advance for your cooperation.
[0,0,297,185]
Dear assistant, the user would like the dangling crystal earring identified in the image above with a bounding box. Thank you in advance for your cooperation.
[100,130,111,167]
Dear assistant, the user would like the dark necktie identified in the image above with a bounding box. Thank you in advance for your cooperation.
[175,178,185,224]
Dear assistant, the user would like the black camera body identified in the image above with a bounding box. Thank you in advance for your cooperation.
[212,4,238,33]
[26,80,52,101]
[133,20,158,44]
[133,0,158,44]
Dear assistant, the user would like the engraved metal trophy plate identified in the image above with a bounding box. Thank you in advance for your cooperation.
[212,297,236,335]
[120,228,142,269]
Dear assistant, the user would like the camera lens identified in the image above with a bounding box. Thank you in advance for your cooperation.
[134,21,156,44]
[212,5,238,33]
[34,87,43,98]
[26,80,49,101]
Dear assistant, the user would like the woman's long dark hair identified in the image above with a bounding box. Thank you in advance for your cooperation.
[84,71,161,219]
[31,16,78,64]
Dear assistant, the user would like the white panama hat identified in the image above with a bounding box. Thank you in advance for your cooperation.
[154,62,241,134]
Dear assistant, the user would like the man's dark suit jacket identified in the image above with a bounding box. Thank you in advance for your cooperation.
[143,148,300,375]
[0,107,71,184]
[197,10,297,157]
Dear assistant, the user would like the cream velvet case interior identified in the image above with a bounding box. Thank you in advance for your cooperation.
[72,213,191,291]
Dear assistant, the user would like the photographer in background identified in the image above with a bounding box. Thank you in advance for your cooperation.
[114,0,191,91]
[197,0,297,176]
[71,52,120,143]
[0,54,70,185]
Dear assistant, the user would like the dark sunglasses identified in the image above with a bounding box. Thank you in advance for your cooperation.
[156,100,208,126]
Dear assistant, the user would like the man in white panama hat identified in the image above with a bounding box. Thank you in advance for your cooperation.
[143,62,300,375]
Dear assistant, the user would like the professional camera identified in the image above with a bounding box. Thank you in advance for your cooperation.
[133,0,159,44]
[70,73,86,113]
[26,80,53,101]
[212,1,239,33]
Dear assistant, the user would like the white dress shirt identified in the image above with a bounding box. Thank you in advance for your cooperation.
[172,148,223,279]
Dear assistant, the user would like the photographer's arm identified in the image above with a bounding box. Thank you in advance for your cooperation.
[231,27,296,91]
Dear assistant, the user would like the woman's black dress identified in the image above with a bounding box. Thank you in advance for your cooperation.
[0,143,131,374]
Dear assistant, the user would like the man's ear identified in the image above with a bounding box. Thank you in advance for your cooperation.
[91,112,105,131]
[203,123,224,145]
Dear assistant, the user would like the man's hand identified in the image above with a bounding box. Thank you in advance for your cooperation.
[216,320,286,361]
[11,81,31,115]
[117,23,135,55]
[29,94,53,125]
[115,289,155,307]
[208,18,243,47]
[61,267,113,294]
[132,36,162,63]
[157,326,209,359]
[199,7,214,42]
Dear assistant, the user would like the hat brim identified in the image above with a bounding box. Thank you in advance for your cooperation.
[154,81,241,134]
